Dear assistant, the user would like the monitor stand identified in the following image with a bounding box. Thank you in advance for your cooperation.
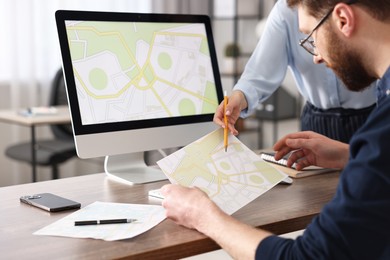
[104,152,168,185]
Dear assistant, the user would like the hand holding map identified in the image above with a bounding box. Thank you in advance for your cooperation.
[157,128,287,215]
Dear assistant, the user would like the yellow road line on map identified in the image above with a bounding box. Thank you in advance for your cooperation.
[69,25,215,112]
[67,26,140,71]
[157,77,217,106]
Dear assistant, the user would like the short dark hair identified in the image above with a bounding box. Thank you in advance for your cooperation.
[287,0,390,21]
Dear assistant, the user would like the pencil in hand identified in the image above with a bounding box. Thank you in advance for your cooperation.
[223,91,228,152]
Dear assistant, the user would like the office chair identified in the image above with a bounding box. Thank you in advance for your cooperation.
[5,69,76,180]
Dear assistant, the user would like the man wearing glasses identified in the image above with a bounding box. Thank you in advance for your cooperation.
[162,0,390,259]
[214,0,376,144]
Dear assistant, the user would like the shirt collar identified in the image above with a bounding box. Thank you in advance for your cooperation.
[376,66,390,102]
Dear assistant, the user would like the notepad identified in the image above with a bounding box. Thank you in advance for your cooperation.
[260,152,337,178]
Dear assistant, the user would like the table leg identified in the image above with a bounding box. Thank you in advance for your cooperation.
[31,125,37,182]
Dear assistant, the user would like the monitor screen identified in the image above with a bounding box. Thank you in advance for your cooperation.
[56,10,224,184]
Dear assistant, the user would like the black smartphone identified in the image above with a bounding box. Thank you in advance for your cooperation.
[20,193,81,212]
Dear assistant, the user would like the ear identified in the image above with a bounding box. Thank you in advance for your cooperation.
[333,3,356,37]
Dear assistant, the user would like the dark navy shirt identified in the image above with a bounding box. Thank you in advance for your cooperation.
[256,67,390,260]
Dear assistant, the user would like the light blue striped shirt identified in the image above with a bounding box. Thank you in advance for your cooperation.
[234,0,376,118]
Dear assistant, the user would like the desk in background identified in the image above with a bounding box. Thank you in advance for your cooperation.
[1,171,340,259]
[0,106,71,181]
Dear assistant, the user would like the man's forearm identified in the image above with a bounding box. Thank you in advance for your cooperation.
[197,203,272,260]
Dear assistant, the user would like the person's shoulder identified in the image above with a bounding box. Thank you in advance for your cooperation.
[276,0,296,14]
[272,0,298,24]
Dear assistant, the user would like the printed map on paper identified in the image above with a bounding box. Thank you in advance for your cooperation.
[157,128,287,215]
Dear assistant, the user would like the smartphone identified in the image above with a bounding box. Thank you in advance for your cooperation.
[20,193,81,212]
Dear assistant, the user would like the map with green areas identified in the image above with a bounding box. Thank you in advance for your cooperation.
[157,128,287,215]
[65,21,219,125]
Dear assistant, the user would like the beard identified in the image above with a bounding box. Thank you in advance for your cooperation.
[324,25,376,92]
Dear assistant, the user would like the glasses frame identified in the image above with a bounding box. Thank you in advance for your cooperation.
[299,8,334,56]
[299,0,357,56]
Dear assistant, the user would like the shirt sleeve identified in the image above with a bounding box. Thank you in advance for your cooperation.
[256,236,296,259]
[234,0,292,118]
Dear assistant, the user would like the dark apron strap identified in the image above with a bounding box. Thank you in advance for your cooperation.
[301,102,375,143]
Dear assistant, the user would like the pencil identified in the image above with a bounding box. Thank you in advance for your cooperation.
[223,91,228,152]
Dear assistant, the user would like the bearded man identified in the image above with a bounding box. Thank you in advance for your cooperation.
[161,1,390,259]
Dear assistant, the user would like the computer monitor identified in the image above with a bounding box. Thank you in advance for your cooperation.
[56,10,224,184]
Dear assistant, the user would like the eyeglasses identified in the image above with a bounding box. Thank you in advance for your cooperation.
[299,9,334,56]
[299,0,357,56]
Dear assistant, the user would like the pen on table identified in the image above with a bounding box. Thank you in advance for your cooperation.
[223,90,228,152]
[74,218,137,226]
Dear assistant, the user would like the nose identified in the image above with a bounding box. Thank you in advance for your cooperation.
[313,53,324,64]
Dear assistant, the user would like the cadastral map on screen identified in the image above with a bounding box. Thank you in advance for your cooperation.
[65,21,219,125]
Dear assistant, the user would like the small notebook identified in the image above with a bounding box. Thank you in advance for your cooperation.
[260,152,336,178]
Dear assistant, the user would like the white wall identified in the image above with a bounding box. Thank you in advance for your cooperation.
[0,0,151,187]
[0,0,300,186]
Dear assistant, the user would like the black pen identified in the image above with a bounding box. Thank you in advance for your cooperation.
[74,218,137,226]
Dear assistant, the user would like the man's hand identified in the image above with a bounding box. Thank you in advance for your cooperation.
[161,184,273,260]
[273,131,349,170]
[161,184,219,231]
[213,90,248,136]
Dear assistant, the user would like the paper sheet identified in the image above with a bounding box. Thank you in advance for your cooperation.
[34,201,166,241]
[157,128,287,215]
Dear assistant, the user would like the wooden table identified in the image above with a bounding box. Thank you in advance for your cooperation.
[0,106,71,181]
[0,171,340,259]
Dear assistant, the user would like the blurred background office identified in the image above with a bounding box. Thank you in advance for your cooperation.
[0,0,299,186]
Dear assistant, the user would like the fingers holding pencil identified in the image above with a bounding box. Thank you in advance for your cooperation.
[224,91,229,152]
[213,95,241,136]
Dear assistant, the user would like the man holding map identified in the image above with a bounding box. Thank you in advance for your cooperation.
[161,0,390,259]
